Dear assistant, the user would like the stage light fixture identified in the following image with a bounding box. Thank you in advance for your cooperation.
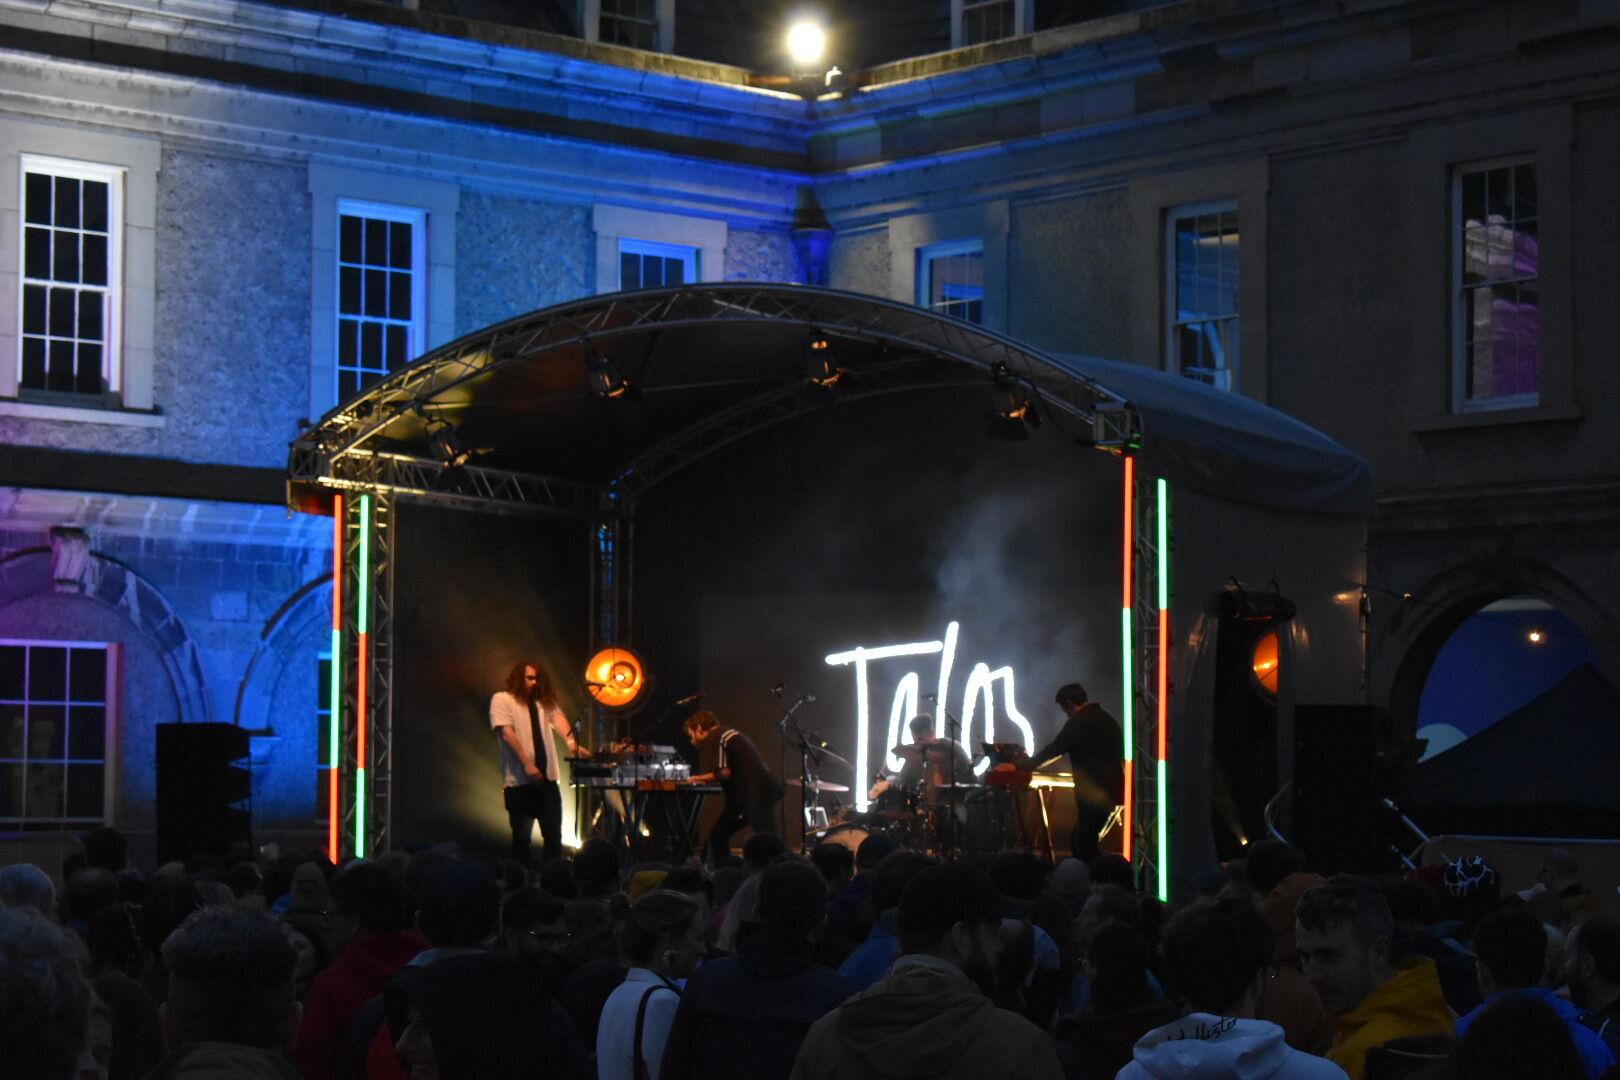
[586,348,633,399]
[586,646,647,709]
[1251,630,1280,697]
[786,20,826,67]
[804,334,846,388]
[986,361,1042,440]
[426,422,475,469]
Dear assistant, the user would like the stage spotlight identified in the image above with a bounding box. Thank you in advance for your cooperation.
[1251,630,1280,697]
[586,646,646,709]
[426,422,475,469]
[586,348,633,399]
[804,334,846,388]
[986,361,1042,440]
[786,20,826,68]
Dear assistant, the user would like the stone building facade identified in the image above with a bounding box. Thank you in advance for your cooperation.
[2,0,1616,858]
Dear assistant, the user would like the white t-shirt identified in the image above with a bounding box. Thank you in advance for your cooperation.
[596,967,681,1080]
[489,690,568,787]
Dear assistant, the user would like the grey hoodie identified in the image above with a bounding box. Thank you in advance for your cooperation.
[1118,1014,1349,1080]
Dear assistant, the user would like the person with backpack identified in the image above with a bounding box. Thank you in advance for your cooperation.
[597,891,707,1080]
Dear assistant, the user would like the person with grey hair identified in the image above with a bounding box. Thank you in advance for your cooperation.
[147,906,302,1079]
[0,861,58,918]
[0,905,95,1080]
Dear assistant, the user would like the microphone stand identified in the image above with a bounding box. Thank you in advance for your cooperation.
[774,690,814,852]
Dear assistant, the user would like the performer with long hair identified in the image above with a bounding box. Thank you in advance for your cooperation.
[491,662,584,863]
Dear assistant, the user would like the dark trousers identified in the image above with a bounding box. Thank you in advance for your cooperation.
[505,779,563,864]
[707,798,778,865]
[1070,797,1111,864]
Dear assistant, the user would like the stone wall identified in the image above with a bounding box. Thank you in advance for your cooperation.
[455,193,594,333]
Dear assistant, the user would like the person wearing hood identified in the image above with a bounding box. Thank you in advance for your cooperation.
[1120,895,1346,1080]
[294,864,423,1080]
[1456,906,1614,1078]
[1294,877,1453,1080]
[790,861,1064,1080]
[661,859,857,1080]
[145,907,303,1080]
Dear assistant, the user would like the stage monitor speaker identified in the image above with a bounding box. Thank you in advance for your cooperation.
[1293,704,1397,871]
[156,723,252,863]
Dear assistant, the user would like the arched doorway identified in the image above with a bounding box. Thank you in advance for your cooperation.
[1415,595,1600,760]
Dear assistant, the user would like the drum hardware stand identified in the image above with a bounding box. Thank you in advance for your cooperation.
[772,687,817,852]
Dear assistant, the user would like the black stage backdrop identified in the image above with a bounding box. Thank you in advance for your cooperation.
[390,386,1123,853]
[392,502,590,851]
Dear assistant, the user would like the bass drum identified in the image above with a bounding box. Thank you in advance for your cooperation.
[812,822,873,856]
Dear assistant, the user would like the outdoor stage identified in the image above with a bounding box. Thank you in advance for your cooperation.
[289,285,1372,899]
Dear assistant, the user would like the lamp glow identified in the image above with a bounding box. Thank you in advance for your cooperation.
[586,647,647,709]
[1251,631,1280,696]
[1527,628,1545,645]
[786,20,826,67]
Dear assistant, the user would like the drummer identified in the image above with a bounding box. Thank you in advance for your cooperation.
[878,713,978,806]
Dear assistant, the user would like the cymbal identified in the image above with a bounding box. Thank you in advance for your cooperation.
[789,778,851,793]
[803,745,853,770]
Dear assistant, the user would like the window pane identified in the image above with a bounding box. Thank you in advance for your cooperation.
[21,339,46,389]
[643,257,664,288]
[664,257,684,286]
[26,763,64,818]
[339,267,362,315]
[68,649,106,702]
[29,647,67,701]
[338,318,359,365]
[66,764,103,818]
[53,232,80,284]
[22,284,47,335]
[1485,166,1511,220]
[28,704,65,759]
[364,269,387,317]
[78,294,104,341]
[389,272,411,320]
[1461,171,1486,225]
[364,218,387,266]
[340,215,363,264]
[0,763,23,818]
[82,234,108,287]
[48,288,74,337]
[621,252,638,289]
[24,172,52,225]
[1513,164,1537,219]
[339,370,359,401]
[24,227,51,280]
[0,647,22,700]
[0,703,22,759]
[386,325,407,369]
[82,180,109,232]
[360,322,383,368]
[389,221,412,270]
[67,706,105,760]
[48,341,76,392]
[76,345,103,395]
[53,176,80,228]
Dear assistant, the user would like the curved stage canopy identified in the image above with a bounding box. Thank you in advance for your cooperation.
[288,284,1370,518]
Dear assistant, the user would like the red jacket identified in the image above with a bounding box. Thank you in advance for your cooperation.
[294,930,425,1080]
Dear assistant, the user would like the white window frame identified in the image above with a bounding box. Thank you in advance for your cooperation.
[1450,155,1540,414]
[916,238,986,324]
[1164,198,1241,393]
[581,0,674,52]
[0,638,118,828]
[617,238,699,290]
[333,199,428,404]
[16,155,125,398]
[592,204,726,295]
[951,0,1033,48]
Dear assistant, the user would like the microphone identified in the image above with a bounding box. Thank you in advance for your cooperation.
[770,682,785,695]
[675,692,703,707]
[803,694,817,703]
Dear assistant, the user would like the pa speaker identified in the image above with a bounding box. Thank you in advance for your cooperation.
[156,723,252,862]
[1293,705,1398,871]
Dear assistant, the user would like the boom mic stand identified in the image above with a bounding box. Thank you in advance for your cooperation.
[773,688,814,849]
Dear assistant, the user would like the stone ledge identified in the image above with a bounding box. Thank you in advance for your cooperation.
[0,399,167,427]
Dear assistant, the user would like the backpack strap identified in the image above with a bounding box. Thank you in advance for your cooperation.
[631,977,680,1080]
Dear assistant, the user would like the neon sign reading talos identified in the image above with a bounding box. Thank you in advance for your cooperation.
[824,621,1035,811]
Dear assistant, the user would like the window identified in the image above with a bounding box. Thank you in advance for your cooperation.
[335,201,426,402]
[1453,159,1539,411]
[0,641,113,828]
[618,239,697,290]
[18,157,123,400]
[962,0,1015,44]
[919,240,985,324]
[1166,201,1240,391]
[600,0,658,49]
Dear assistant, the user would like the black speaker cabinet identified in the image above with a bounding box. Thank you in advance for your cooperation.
[1293,704,1398,871]
[155,723,252,863]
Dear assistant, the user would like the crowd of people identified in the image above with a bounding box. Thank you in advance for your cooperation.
[3,823,1619,1080]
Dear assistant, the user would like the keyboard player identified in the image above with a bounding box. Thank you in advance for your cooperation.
[684,710,785,864]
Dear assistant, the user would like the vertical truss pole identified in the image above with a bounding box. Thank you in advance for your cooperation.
[1132,477,1169,900]
[1120,456,1134,865]
[367,494,396,856]
[338,496,363,860]
[327,495,344,864]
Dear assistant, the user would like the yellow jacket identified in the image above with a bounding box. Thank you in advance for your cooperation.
[1328,957,1455,1079]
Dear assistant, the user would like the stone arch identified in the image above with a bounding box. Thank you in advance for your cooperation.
[1376,552,1620,735]
[0,546,211,727]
